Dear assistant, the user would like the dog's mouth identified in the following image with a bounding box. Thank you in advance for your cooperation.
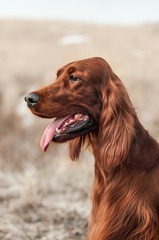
[40,113,93,152]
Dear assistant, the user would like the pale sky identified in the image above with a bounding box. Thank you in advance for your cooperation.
[0,0,159,25]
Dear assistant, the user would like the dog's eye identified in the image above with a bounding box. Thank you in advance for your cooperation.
[69,75,79,82]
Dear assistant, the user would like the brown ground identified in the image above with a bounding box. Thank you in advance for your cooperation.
[0,19,159,240]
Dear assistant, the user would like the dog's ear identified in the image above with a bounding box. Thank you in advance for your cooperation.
[99,71,136,173]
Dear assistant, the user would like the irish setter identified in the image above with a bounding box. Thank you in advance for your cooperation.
[25,57,159,240]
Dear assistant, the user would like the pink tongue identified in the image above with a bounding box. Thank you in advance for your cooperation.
[40,117,68,152]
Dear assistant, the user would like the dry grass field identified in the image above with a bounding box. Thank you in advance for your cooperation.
[0,19,159,240]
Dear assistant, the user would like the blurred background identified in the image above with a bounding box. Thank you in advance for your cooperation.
[0,0,159,239]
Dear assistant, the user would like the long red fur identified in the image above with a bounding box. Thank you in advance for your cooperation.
[27,57,159,240]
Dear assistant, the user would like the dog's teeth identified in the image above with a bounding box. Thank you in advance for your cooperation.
[69,119,74,123]
[56,128,60,133]
[74,114,79,119]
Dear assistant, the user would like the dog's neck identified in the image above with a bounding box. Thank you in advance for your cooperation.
[128,120,159,170]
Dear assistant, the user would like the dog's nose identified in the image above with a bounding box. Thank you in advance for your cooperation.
[24,93,40,107]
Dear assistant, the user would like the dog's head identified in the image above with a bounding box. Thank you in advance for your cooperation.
[25,58,109,148]
[25,57,135,163]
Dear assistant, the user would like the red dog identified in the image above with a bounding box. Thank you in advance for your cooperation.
[25,57,159,240]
